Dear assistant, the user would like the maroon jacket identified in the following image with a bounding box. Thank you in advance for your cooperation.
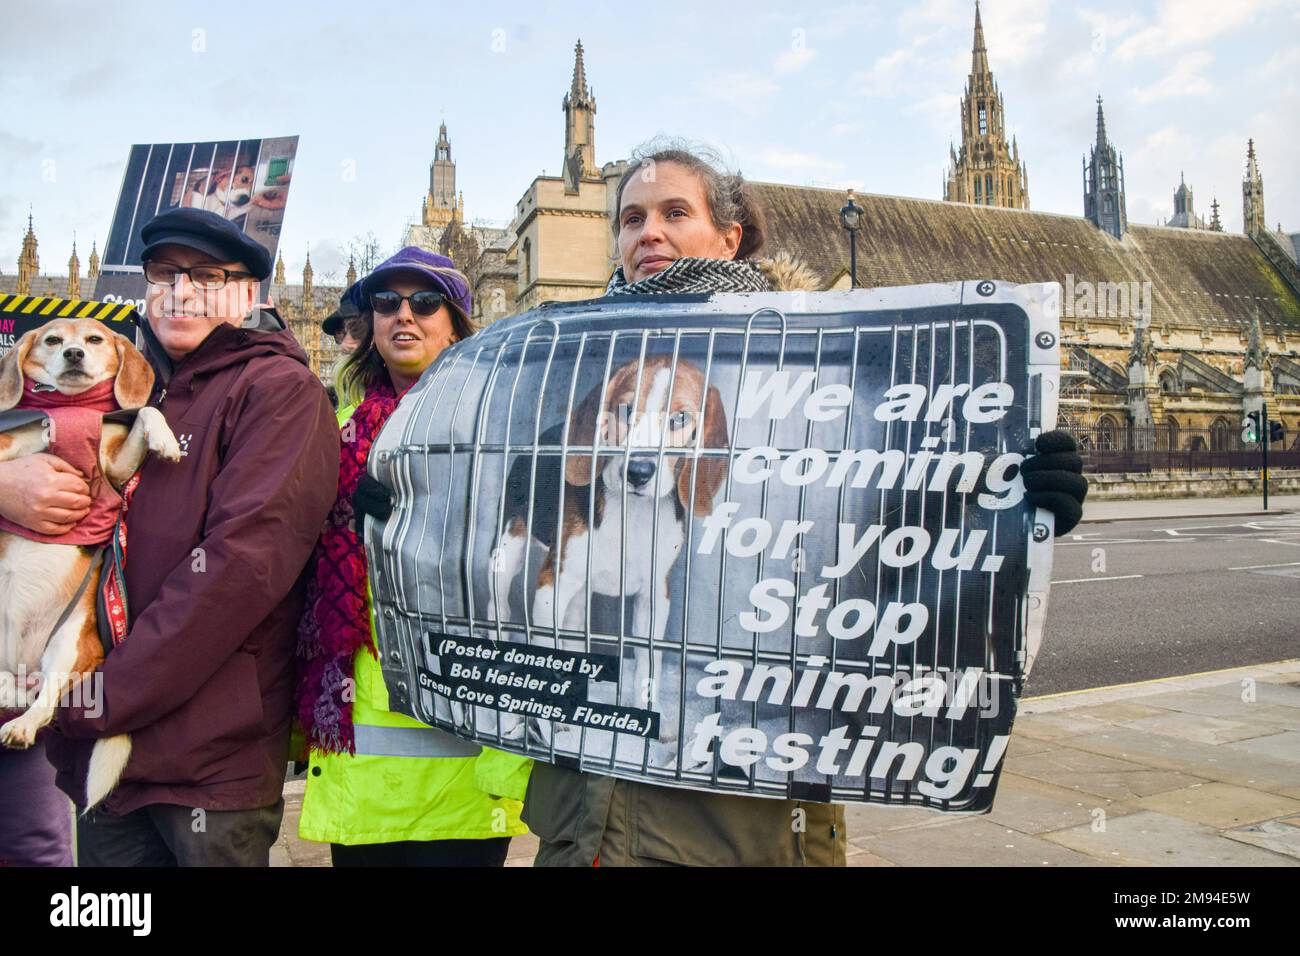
[48,317,339,814]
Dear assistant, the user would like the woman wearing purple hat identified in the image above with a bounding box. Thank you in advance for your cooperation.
[295,247,530,866]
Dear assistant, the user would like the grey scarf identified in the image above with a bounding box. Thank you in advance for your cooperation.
[604,257,771,296]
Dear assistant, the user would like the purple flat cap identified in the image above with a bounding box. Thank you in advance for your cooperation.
[361,246,472,318]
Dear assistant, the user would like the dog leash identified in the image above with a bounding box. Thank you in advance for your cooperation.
[43,548,106,657]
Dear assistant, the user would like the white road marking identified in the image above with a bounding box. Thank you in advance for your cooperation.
[1052,574,1145,585]
[1227,561,1300,571]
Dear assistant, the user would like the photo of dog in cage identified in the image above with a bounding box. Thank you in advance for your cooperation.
[487,355,729,753]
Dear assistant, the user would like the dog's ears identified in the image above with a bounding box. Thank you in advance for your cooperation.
[112,332,155,410]
[677,383,729,517]
[0,331,37,412]
[564,379,608,487]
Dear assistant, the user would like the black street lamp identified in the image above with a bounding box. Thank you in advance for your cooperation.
[839,189,865,289]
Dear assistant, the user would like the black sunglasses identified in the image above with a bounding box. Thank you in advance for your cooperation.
[370,290,445,316]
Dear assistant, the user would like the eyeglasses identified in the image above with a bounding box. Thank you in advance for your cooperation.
[369,290,445,317]
[144,260,258,290]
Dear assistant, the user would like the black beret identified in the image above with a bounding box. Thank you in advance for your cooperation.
[140,207,273,280]
[321,282,364,335]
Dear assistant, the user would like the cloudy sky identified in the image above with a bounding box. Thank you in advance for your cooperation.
[3,0,1297,283]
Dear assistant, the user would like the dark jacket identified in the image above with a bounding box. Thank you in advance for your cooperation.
[48,315,339,814]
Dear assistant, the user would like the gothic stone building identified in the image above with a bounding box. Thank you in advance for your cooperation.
[449,14,1299,449]
[9,7,1299,442]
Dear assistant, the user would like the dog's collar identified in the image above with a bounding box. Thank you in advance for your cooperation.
[29,382,58,393]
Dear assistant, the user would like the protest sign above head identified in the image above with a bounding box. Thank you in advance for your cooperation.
[95,136,298,311]
[366,280,1061,812]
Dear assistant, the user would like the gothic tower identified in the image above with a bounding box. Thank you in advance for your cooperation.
[1083,97,1127,239]
[274,250,286,285]
[422,121,457,230]
[1166,173,1206,229]
[346,256,357,287]
[1209,198,1223,232]
[87,240,100,282]
[67,237,81,299]
[17,213,38,295]
[1243,139,1265,237]
[301,247,313,305]
[563,39,597,193]
[944,2,1030,209]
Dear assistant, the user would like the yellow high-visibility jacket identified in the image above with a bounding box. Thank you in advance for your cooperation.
[298,401,532,845]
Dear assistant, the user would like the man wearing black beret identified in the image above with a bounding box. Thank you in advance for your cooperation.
[322,282,365,358]
[6,207,341,865]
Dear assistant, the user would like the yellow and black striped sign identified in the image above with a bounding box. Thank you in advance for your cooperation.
[0,294,138,324]
[0,295,137,356]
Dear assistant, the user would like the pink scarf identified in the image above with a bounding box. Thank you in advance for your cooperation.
[0,378,122,546]
[295,382,398,755]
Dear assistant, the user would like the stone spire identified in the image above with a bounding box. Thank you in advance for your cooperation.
[274,250,286,285]
[1084,96,1127,239]
[971,0,989,76]
[346,255,357,287]
[17,212,39,295]
[1209,197,1223,232]
[562,39,597,192]
[67,235,81,299]
[87,239,100,281]
[1243,139,1265,236]
[302,246,313,304]
[944,3,1029,208]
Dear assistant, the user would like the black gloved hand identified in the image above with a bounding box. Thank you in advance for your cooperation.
[353,473,393,525]
[1021,430,1088,536]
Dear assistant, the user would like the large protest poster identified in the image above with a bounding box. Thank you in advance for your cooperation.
[95,136,299,311]
[366,280,1061,811]
[0,294,138,358]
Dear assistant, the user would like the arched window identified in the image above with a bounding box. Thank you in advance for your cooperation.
[985,174,994,205]
[1158,416,1179,451]
[1159,369,1179,394]
[1096,414,1119,451]
[975,178,982,202]
[1104,195,1113,214]
[978,106,988,136]
[1210,417,1231,451]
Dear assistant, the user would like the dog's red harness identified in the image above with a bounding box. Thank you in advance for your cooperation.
[0,378,123,547]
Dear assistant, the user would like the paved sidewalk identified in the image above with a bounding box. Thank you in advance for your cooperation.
[272,660,1300,867]
[1082,494,1300,523]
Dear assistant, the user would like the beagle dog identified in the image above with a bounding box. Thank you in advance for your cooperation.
[489,355,728,744]
[0,318,181,809]
[186,165,256,220]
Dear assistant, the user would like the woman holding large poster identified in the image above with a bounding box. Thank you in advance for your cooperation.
[515,144,854,866]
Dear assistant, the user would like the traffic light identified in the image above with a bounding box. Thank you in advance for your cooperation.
[1242,411,1261,444]
[1269,419,1285,444]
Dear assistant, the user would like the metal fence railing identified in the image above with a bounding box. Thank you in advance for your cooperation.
[1066,425,1300,473]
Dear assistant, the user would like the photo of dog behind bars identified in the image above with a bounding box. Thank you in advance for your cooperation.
[487,354,729,754]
